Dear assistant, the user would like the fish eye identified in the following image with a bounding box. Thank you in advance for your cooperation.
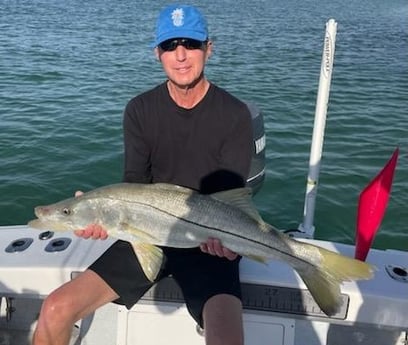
[62,208,71,215]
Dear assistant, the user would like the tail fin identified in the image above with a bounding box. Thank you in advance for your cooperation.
[296,245,374,316]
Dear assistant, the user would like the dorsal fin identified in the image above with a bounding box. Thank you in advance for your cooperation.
[210,188,268,230]
[152,183,194,195]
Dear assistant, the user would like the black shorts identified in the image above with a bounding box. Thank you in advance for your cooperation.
[89,240,242,327]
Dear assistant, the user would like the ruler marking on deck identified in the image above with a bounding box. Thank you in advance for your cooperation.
[140,277,349,319]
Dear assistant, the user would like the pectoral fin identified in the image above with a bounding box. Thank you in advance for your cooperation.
[246,254,269,264]
[120,222,158,242]
[131,243,163,282]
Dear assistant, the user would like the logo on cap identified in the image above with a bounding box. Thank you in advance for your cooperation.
[171,8,184,27]
[152,5,208,47]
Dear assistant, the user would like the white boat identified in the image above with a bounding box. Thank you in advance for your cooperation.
[1,19,407,345]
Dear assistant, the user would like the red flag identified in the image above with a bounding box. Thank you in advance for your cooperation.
[355,148,399,261]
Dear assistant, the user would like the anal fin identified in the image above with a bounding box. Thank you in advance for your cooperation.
[131,242,163,282]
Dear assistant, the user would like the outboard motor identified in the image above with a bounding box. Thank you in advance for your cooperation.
[246,102,266,195]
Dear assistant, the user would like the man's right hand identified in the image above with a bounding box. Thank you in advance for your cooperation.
[73,190,109,240]
[74,224,109,240]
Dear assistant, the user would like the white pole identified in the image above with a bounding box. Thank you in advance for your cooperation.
[298,19,337,238]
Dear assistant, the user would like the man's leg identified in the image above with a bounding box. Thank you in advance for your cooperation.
[202,294,244,345]
[32,269,118,345]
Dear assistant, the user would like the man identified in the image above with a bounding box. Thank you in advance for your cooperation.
[33,4,252,345]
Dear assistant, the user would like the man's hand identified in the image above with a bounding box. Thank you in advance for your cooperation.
[73,190,109,240]
[200,237,238,260]
[74,224,109,240]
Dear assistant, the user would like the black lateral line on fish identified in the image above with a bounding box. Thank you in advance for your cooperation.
[134,201,309,264]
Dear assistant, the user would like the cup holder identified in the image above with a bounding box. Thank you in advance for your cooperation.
[44,238,72,252]
[5,238,34,253]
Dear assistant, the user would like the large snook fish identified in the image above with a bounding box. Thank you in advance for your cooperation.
[28,183,374,316]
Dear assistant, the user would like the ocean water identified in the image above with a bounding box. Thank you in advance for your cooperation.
[0,0,407,251]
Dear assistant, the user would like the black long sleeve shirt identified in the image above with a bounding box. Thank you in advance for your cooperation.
[123,82,252,194]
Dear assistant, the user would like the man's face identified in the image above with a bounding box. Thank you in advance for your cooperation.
[155,38,212,89]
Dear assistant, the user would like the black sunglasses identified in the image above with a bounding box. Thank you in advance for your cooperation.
[158,38,207,52]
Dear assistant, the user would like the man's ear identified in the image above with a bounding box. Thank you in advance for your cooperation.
[205,41,213,61]
[154,47,161,61]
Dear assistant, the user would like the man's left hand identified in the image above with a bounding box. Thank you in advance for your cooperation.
[200,237,238,260]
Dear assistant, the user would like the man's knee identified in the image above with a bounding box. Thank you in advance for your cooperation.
[203,294,244,345]
[39,292,76,326]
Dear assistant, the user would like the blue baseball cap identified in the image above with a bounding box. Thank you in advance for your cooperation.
[153,5,208,47]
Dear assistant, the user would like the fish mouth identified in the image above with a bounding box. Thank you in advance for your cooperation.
[34,205,48,218]
[28,218,71,232]
[29,206,53,230]
[28,218,51,230]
